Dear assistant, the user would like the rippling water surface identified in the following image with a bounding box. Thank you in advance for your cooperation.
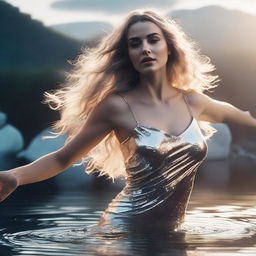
[0,159,256,256]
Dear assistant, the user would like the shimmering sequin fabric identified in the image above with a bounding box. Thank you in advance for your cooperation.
[98,94,208,232]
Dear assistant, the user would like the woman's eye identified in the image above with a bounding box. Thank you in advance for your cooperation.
[128,38,159,48]
[129,42,140,48]
[149,38,160,44]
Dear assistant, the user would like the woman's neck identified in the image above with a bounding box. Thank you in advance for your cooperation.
[137,71,178,103]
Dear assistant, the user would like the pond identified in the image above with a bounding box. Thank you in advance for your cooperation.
[0,158,256,256]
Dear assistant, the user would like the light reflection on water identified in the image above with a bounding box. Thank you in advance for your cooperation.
[0,159,256,256]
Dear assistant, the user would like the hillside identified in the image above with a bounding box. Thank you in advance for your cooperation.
[172,6,256,54]
[0,1,82,69]
[0,1,83,143]
[50,21,113,41]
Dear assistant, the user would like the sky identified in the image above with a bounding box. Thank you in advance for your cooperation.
[4,0,256,26]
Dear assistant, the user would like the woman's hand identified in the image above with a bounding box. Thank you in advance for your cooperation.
[0,171,18,202]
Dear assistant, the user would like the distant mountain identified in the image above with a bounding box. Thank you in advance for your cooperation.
[50,22,113,41]
[0,1,82,69]
[171,6,256,55]
[170,6,256,138]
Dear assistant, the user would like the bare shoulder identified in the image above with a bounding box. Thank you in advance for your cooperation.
[184,90,234,122]
[94,93,129,126]
[55,94,128,165]
[100,94,128,115]
[101,94,127,110]
[183,90,208,117]
[184,90,207,104]
[185,89,219,105]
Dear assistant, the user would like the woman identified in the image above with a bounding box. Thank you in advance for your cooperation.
[0,9,255,233]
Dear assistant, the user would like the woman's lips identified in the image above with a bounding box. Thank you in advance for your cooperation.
[141,58,156,65]
[141,57,156,63]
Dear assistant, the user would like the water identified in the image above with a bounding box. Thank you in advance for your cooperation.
[0,158,256,256]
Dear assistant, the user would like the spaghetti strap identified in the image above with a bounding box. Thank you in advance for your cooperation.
[182,93,194,118]
[117,93,139,126]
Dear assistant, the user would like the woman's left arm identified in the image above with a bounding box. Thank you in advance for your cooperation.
[188,92,256,128]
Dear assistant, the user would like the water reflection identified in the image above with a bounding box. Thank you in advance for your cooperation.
[0,158,256,256]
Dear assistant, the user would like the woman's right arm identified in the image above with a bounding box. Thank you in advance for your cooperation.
[0,96,120,202]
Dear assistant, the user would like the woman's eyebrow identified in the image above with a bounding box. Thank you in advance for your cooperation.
[128,32,161,41]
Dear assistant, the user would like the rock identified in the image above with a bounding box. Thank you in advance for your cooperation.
[18,127,94,189]
[206,123,232,160]
[18,127,67,160]
[0,112,24,169]
[0,112,7,128]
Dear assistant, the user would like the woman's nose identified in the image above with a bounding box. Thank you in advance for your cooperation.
[142,42,151,54]
[142,49,151,55]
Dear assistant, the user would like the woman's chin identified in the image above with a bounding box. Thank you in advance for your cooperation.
[139,67,164,76]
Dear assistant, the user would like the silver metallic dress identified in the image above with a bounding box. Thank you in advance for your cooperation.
[98,94,208,232]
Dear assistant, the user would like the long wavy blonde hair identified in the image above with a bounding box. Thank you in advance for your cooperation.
[44,8,219,181]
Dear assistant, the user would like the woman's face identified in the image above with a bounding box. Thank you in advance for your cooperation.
[127,21,169,75]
